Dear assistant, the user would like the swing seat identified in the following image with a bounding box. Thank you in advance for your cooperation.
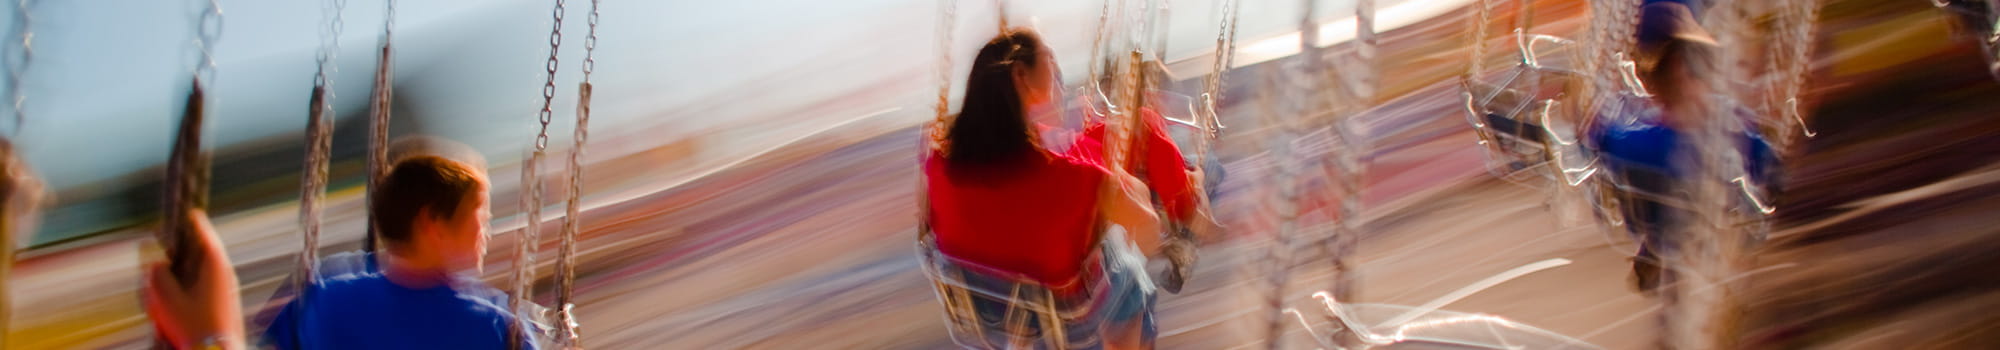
[1584,91,1781,236]
[917,232,1139,350]
[1461,31,1587,186]
[1075,89,1216,294]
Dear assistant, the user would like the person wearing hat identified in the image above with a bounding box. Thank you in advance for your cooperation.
[1591,1,1782,292]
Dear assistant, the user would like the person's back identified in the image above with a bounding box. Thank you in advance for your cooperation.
[265,266,534,349]
[262,148,534,349]
[927,150,1105,287]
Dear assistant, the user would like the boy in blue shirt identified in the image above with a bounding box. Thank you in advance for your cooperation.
[263,153,538,349]
[1594,1,1780,292]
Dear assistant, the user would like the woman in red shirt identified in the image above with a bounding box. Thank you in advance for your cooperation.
[924,29,1164,349]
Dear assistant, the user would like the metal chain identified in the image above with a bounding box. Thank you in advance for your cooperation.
[1676,3,1750,349]
[510,147,542,346]
[1084,0,1114,113]
[151,3,221,340]
[1195,0,1238,162]
[553,0,598,347]
[1352,0,1377,101]
[536,0,564,151]
[194,0,221,85]
[298,0,345,291]
[1327,0,1377,307]
[362,0,394,254]
[164,0,221,265]
[1586,0,1643,102]
[1778,0,1819,138]
[0,0,28,338]
[5,0,31,135]
[313,0,345,89]
[1264,1,1319,346]
[514,0,567,346]
[1469,0,1490,77]
[930,0,956,149]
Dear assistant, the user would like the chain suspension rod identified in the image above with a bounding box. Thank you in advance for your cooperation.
[552,0,600,347]
[363,0,396,254]
[1196,0,1239,170]
[1468,0,1491,77]
[513,0,568,346]
[298,0,345,292]
[931,0,957,149]
[160,0,223,284]
[154,2,223,348]
[0,0,30,338]
[4,0,32,135]
[1586,0,1644,103]
[1779,0,1820,139]
[1263,2,1319,347]
[1330,0,1378,308]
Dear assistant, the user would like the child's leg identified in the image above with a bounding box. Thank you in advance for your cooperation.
[1098,245,1158,350]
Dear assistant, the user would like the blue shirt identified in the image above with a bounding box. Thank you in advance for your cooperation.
[1591,117,1779,184]
[1595,120,1683,176]
[262,269,539,350]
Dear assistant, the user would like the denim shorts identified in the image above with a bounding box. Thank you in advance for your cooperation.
[963,247,1157,348]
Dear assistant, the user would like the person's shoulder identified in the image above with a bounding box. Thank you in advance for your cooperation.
[305,271,392,305]
[448,275,523,320]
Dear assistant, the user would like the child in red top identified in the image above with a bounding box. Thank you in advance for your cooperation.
[925,29,1165,349]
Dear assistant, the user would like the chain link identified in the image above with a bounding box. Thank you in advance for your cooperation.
[313,0,345,88]
[5,0,32,135]
[929,0,957,150]
[1586,0,1643,103]
[536,0,565,151]
[516,0,569,345]
[1084,0,1119,117]
[1468,0,1489,78]
[553,0,600,347]
[511,148,543,341]
[1779,0,1819,138]
[0,0,25,338]
[1201,0,1238,129]
[298,0,345,291]
[193,0,221,84]
[362,0,395,254]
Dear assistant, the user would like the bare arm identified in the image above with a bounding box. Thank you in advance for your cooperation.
[1098,172,1162,255]
[143,209,248,350]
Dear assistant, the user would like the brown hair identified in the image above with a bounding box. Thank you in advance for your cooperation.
[942,29,1048,172]
[372,156,485,245]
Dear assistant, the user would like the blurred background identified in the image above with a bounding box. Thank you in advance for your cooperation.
[4,0,2000,348]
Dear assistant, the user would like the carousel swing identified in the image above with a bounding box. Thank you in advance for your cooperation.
[916,2,1093,347]
[511,0,598,347]
[271,0,596,347]
[1459,0,1595,188]
[915,0,1218,348]
[262,0,390,344]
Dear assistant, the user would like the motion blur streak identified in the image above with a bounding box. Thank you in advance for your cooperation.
[4,0,2000,349]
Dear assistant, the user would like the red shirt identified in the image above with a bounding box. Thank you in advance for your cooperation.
[926,150,1107,286]
[1070,108,1197,221]
[926,107,1198,286]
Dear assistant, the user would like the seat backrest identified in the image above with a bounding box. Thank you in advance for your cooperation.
[917,232,1125,350]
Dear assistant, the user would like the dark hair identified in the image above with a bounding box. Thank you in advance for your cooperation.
[943,29,1048,172]
[372,156,485,245]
